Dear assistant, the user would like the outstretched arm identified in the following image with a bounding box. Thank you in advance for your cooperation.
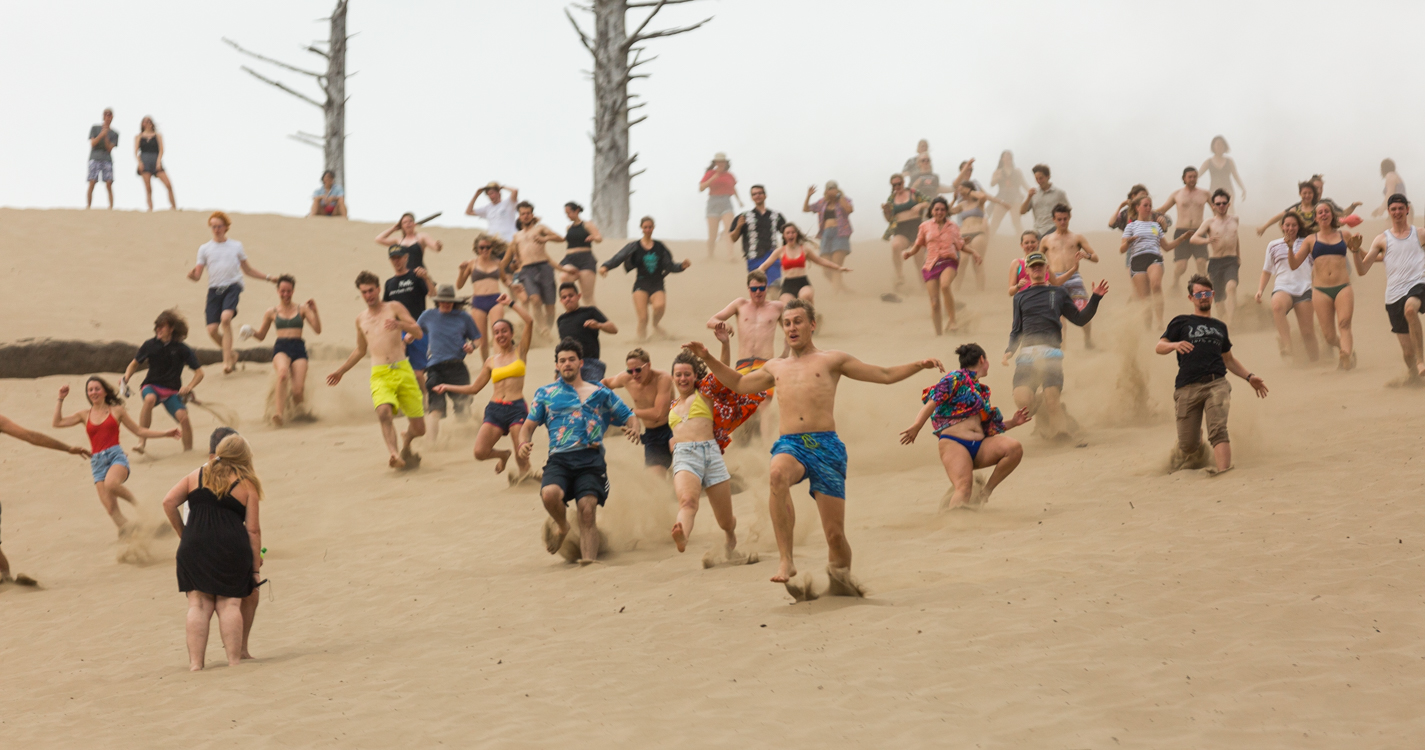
[897,400,938,444]
[326,321,369,385]
[684,341,773,394]
[1257,210,1286,236]
[1222,351,1267,397]
[839,353,944,384]
[0,414,88,457]
[117,405,178,439]
[239,259,274,284]
[436,362,493,396]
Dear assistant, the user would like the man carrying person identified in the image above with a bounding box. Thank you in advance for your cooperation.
[517,339,639,564]
[729,186,788,291]
[417,284,481,443]
[1358,193,1425,379]
[465,181,520,242]
[1019,164,1070,238]
[123,309,204,453]
[602,348,675,478]
[187,211,279,374]
[86,108,118,209]
[383,245,436,393]
[555,282,618,383]
[326,271,427,470]
[1038,205,1101,348]
[686,299,944,596]
[1159,166,1211,288]
[509,201,566,336]
[0,414,91,586]
[1188,189,1243,324]
[1155,275,1269,474]
[1002,253,1108,440]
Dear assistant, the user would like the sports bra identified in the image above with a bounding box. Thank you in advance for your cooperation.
[891,195,920,214]
[86,412,121,454]
[274,310,303,330]
[1312,237,1348,258]
[491,358,526,383]
[468,263,501,282]
[781,248,808,271]
[957,201,985,220]
[667,391,712,429]
[565,222,592,249]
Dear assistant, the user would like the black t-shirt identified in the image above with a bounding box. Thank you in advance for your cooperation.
[135,337,200,390]
[1162,314,1231,389]
[557,306,608,361]
[383,271,428,319]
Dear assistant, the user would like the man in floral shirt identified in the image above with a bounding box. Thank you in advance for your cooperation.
[518,338,638,563]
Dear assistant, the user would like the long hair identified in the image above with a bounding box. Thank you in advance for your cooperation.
[140,116,156,133]
[86,376,123,406]
[997,150,1014,170]
[781,222,807,245]
[155,308,189,342]
[1315,201,1341,230]
[202,434,264,501]
[672,348,708,383]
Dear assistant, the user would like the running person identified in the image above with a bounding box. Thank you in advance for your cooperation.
[600,216,691,341]
[1289,202,1364,370]
[509,202,566,336]
[375,212,443,271]
[756,223,849,307]
[1257,181,1322,237]
[905,197,980,335]
[432,295,537,479]
[700,153,742,259]
[557,202,603,306]
[246,275,321,426]
[707,271,785,443]
[949,181,1009,291]
[1007,232,1041,297]
[0,415,90,585]
[729,185,789,291]
[900,343,1031,511]
[1019,164,1070,238]
[1371,159,1408,219]
[123,309,203,454]
[1200,135,1246,207]
[602,348,676,478]
[1254,214,1319,361]
[1189,189,1243,324]
[187,211,278,374]
[881,173,928,291]
[54,377,179,532]
[325,271,427,470]
[804,182,854,292]
[988,150,1028,236]
[517,339,639,564]
[685,299,944,595]
[1159,166,1211,288]
[416,285,482,443]
[556,282,617,383]
[1358,193,1425,378]
[1120,195,1189,329]
[383,246,435,392]
[1037,205,1099,347]
[456,233,509,361]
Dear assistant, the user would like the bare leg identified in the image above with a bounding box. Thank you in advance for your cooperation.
[706,215,720,258]
[720,213,736,260]
[704,479,738,553]
[215,596,245,666]
[975,434,1024,499]
[939,266,958,329]
[240,590,259,659]
[376,404,403,467]
[650,290,668,338]
[767,454,804,583]
[96,464,132,529]
[470,308,491,361]
[1147,262,1165,329]
[1407,297,1425,376]
[633,290,651,340]
[472,423,514,473]
[424,408,443,445]
[968,233,988,291]
[86,179,97,208]
[1212,441,1232,473]
[1040,386,1067,437]
[578,269,598,307]
[136,392,157,453]
[1270,291,1295,355]
[811,492,856,595]
[540,485,570,553]
[186,591,216,671]
[939,438,977,510]
[1172,258,1189,291]
[575,494,600,562]
[0,547,9,581]
[176,409,194,452]
[157,171,176,209]
[1222,279,1239,325]
[1336,286,1356,366]
[218,309,237,373]
[1011,385,1035,414]
[1313,293,1340,349]
[671,471,701,552]
[925,278,943,335]
[290,358,309,414]
[889,235,910,289]
[1294,301,1320,361]
[273,353,292,425]
[401,416,426,465]
[141,172,154,211]
[104,180,114,209]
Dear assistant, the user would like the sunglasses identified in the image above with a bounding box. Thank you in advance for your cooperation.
[748,285,767,292]
[627,366,645,375]
[1192,290,1214,299]
[1213,201,1229,206]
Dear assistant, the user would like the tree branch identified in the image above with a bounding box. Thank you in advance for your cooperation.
[631,17,712,45]
[305,45,331,59]
[627,0,670,43]
[564,8,594,53]
[224,37,323,77]
[239,66,323,108]
[629,115,647,127]
[628,0,699,6]
[289,133,323,149]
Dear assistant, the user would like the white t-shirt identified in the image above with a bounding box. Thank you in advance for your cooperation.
[196,240,248,289]
[1262,239,1313,296]
[474,200,518,241]
[1382,227,1425,303]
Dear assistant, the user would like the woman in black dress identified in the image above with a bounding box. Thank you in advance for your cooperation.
[162,433,264,671]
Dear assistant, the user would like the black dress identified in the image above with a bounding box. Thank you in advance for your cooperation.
[176,470,255,598]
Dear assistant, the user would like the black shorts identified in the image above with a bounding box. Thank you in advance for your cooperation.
[1173,229,1207,261]
[782,276,812,298]
[542,448,610,505]
[641,424,674,468]
[205,285,242,325]
[561,250,598,272]
[272,338,308,362]
[1129,253,1163,275]
[1207,256,1240,293]
[425,359,471,415]
[1385,283,1425,334]
[483,399,528,433]
[633,276,666,295]
[893,221,920,243]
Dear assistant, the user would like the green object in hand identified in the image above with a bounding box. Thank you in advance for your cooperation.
[260,547,267,558]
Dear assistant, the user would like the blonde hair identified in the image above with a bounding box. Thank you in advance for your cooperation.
[202,434,264,501]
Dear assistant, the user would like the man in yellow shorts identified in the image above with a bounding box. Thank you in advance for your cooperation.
[326,271,428,469]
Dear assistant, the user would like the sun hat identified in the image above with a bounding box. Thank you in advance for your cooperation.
[431,284,469,305]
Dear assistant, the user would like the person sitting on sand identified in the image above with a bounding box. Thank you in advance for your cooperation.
[602,348,675,479]
[684,299,944,597]
[600,216,691,341]
[310,170,347,218]
[54,377,179,532]
[899,343,1031,511]
[517,339,639,564]
[0,414,90,585]
[325,271,427,470]
[245,276,321,426]
[188,211,280,374]
[124,309,203,453]
[432,294,537,481]
[161,433,264,671]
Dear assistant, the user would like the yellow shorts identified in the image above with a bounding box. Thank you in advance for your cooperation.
[370,360,424,418]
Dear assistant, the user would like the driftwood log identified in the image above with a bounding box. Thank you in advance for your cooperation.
[0,339,273,379]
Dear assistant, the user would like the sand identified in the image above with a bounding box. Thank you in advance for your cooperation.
[2,208,1423,748]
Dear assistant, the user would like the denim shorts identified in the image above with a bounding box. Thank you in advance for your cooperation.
[671,440,731,488]
[90,445,130,483]
[141,385,187,419]
[820,228,851,254]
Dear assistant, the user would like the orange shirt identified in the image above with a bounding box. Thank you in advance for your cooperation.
[916,219,963,269]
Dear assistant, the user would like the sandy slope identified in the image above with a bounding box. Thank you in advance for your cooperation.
[1,208,1423,748]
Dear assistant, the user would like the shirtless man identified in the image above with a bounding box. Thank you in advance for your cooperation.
[686,299,943,596]
[601,348,674,477]
[325,271,427,469]
[1189,189,1242,324]
[509,201,566,335]
[0,414,90,585]
[1038,205,1100,348]
[707,270,785,440]
[1158,167,1211,288]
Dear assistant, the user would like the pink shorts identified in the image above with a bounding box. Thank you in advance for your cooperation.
[923,256,958,281]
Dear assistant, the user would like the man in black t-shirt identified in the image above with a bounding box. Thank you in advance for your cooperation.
[123,309,204,452]
[556,282,618,382]
[1155,274,1268,474]
[383,246,435,390]
[729,185,788,288]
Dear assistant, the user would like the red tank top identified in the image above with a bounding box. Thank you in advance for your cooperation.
[86,412,120,453]
[781,247,808,271]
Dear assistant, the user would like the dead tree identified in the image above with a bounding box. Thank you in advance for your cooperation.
[224,0,350,187]
[567,0,711,238]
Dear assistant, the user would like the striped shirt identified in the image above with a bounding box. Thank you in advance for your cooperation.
[1123,220,1166,259]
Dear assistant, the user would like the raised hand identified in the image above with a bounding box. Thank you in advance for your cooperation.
[1092,280,1109,296]
[683,341,712,360]
[712,322,734,342]
[58,385,70,400]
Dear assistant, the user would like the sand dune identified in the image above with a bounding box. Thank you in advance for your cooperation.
[2,208,1423,747]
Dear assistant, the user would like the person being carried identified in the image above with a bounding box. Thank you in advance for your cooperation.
[124,309,203,453]
[517,339,639,564]
[602,348,676,478]
[416,284,482,443]
[1357,193,1425,379]
[0,414,90,586]
[325,271,427,470]
[1037,204,1100,347]
[600,216,691,341]
[685,299,944,597]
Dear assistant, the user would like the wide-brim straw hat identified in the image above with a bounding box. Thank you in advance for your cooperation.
[713,152,728,162]
[432,284,469,305]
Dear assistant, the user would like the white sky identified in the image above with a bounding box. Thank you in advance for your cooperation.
[1,0,1420,237]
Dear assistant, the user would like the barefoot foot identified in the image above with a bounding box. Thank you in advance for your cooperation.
[671,522,687,553]
[784,573,820,602]
[14,574,38,586]
[542,518,570,554]
[389,455,406,470]
[272,414,284,427]
[826,566,865,598]
[494,456,508,474]
[770,558,797,583]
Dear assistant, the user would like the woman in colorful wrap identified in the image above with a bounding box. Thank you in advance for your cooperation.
[899,343,1030,511]
[906,196,981,335]
[54,377,179,531]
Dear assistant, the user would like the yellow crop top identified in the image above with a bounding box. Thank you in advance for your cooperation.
[667,391,712,428]
[491,359,526,383]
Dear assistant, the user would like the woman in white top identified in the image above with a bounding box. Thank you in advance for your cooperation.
[1254,213,1318,361]
[1118,196,1189,328]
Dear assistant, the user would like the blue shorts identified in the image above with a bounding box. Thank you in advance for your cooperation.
[90,445,130,483]
[748,252,782,285]
[483,399,528,433]
[770,431,847,499]
[819,229,851,255]
[405,339,430,371]
[141,385,187,419]
[205,284,242,325]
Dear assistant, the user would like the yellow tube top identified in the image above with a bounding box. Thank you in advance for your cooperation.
[668,391,712,428]
[491,358,526,383]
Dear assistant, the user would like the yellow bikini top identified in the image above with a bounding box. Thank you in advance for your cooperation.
[668,391,712,428]
[491,358,526,383]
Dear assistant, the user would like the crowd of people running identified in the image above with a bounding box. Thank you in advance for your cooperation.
[22,116,1422,666]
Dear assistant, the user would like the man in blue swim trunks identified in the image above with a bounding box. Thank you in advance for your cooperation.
[687,299,943,596]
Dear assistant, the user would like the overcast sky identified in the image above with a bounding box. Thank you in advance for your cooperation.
[1,0,1419,237]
